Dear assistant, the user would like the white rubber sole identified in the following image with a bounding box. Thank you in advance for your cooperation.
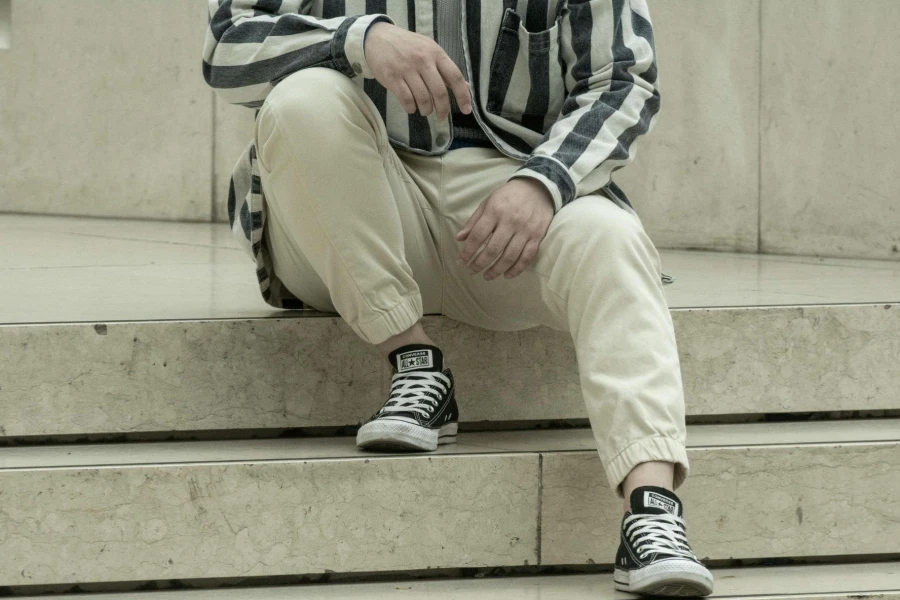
[614,559,714,596]
[356,419,458,452]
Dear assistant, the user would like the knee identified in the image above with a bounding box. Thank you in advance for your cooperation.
[256,68,374,170]
[560,197,654,260]
[261,67,360,128]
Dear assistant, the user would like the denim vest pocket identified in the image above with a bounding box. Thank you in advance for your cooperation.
[485,7,564,126]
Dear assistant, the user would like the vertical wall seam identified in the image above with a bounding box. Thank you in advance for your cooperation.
[211,91,217,223]
[757,0,763,253]
[536,453,543,565]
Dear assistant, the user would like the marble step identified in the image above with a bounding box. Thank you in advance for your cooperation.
[1,419,898,587]
[2,303,898,438]
[10,561,900,599]
[4,213,900,438]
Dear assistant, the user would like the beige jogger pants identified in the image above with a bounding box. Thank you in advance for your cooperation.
[254,67,689,499]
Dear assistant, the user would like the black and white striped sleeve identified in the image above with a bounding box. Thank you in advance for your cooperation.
[508,0,660,212]
[202,0,393,109]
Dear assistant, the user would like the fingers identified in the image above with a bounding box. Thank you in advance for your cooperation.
[436,54,472,114]
[385,37,470,119]
[421,66,452,120]
[483,233,528,280]
[392,79,418,114]
[457,205,496,268]
[409,62,467,120]
[503,239,541,279]
[456,196,545,280]
[456,199,486,242]
[369,28,473,119]
[405,72,434,116]
[467,225,514,275]
[455,180,552,282]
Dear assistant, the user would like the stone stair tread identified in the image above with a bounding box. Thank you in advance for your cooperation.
[2,418,898,470]
[3,214,900,325]
[11,561,900,599]
[4,423,897,584]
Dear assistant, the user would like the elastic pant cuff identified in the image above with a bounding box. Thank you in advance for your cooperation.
[605,435,690,499]
[349,294,424,345]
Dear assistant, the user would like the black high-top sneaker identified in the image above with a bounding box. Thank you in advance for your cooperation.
[356,343,459,452]
[614,485,714,596]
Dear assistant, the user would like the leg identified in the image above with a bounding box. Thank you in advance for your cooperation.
[520,199,689,501]
[434,150,713,595]
[375,323,436,362]
[434,148,689,502]
[621,461,675,512]
[266,207,438,360]
[257,70,461,453]
[256,67,444,350]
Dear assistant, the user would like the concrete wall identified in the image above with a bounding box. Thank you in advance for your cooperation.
[0,0,212,221]
[1,0,898,259]
[759,0,900,259]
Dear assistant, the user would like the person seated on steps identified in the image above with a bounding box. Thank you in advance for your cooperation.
[203,1,713,596]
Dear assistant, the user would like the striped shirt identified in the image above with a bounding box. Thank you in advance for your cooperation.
[433,0,492,148]
[203,0,662,308]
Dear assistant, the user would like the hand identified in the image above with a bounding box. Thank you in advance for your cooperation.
[364,22,473,119]
[455,178,555,280]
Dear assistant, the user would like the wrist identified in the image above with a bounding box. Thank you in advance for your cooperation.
[346,15,393,79]
[363,21,391,58]
[508,176,556,214]
[509,157,574,213]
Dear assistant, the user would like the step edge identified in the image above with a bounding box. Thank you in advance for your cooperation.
[1,418,899,471]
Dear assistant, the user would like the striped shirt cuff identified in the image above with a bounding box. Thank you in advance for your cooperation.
[342,14,394,79]
[507,155,576,214]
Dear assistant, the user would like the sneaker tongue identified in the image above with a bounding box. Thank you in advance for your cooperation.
[388,343,444,374]
[630,486,683,518]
